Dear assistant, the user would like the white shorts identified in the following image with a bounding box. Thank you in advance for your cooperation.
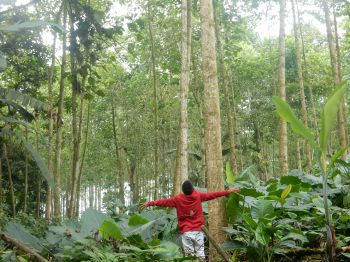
[181,231,205,260]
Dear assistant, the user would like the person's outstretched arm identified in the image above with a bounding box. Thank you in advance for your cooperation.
[140,196,177,209]
[199,187,240,202]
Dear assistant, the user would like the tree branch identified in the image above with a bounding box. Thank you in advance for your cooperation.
[0,232,49,262]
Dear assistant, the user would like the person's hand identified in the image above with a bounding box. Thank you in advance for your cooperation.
[139,202,148,211]
[228,186,240,194]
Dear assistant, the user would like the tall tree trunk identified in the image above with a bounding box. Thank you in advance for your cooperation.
[24,128,29,213]
[278,0,288,175]
[4,144,15,217]
[35,121,41,218]
[53,0,67,222]
[0,157,2,204]
[68,1,83,218]
[174,0,192,195]
[148,1,159,200]
[323,0,348,155]
[46,30,57,224]
[200,0,225,260]
[291,0,312,169]
[111,99,125,205]
[296,139,302,170]
[89,185,93,208]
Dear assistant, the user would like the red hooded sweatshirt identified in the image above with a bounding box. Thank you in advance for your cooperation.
[145,190,230,233]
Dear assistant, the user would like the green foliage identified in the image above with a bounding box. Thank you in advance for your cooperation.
[99,220,123,241]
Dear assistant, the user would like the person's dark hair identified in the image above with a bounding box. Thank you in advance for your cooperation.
[182,180,194,195]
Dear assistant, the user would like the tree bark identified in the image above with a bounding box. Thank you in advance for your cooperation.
[148,0,160,200]
[35,120,41,218]
[111,99,125,205]
[278,0,288,175]
[4,144,15,217]
[174,0,192,195]
[24,128,29,213]
[291,0,312,169]
[200,0,226,260]
[53,0,67,222]
[323,0,348,155]
[0,157,2,203]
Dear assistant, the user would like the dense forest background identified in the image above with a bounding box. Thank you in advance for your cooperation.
[0,0,350,261]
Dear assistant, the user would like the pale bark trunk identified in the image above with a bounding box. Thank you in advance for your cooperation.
[291,0,312,169]
[200,0,226,260]
[278,0,288,175]
[214,3,238,175]
[323,0,348,155]
[111,100,125,205]
[89,185,93,208]
[35,120,41,218]
[53,0,67,222]
[174,0,192,195]
[296,139,302,170]
[4,144,15,217]
[148,1,159,200]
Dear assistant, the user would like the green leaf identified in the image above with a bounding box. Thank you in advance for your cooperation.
[251,200,274,220]
[282,232,308,243]
[281,184,292,200]
[2,129,54,187]
[80,208,107,236]
[0,21,65,32]
[320,82,347,153]
[273,96,318,150]
[128,214,149,226]
[330,147,347,167]
[99,220,123,240]
[226,162,235,183]
[242,214,257,230]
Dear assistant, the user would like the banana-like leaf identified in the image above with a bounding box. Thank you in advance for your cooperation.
[273,96,318,150]
[1,128,54,187]
[320,83,347,153]
[0,116,32,129]
[329,147,347,167]
[0,20,65,32]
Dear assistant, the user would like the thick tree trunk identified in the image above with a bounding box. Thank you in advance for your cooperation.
[4,144,15,217]
[291,0,312,169]
[148,1,160,200]
[53,0,67,222]
[174,0,192,195]
[278,0,288,175]
[214,1,238,175]
[200,0,226,260]
[323,0,348,155]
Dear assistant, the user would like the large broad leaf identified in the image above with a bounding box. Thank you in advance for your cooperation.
[273,96,318,150]
[2,128,54,187]
[128,214,149,226]
[80,208,107,236]
[226,193,240,224]
[251,200,274,220]
[4,222,43,252]
[320,83,347,153]
[99,220,124,241]
[0,21,65,32]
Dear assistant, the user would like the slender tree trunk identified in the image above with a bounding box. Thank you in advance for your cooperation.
[0,157,2,203]
[46,30,57,224]
[89,185,93,208]
[53,0,67,222]
[291,0,312,169]
[296,139,302,170]
[111,99,125,205]
[323,0,348,155]
[214,1,238,175]
[24,128,29,213]
[148,1,159,200]
[35,121,41,218]
[174,0,192,195]
[278,0,288,175]
[200,0,225,260]
[4,144,15,217]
